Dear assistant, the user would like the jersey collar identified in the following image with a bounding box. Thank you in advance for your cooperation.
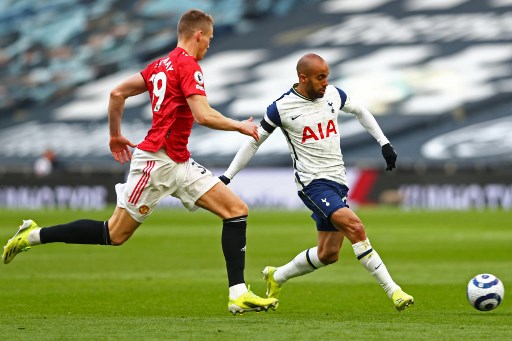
[291,83,316,102]
[173,46,197,61]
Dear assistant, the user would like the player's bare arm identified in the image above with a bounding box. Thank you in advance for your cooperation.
[186,94,259,141]
[108,73,147,164]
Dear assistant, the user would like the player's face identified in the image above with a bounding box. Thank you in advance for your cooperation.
[196,25,213,60]
[304,61,329,99]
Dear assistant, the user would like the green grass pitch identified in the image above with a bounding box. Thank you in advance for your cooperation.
[0,207,510,340]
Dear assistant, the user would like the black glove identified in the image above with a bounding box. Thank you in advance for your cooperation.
[219,175,231,185]
[381,143,397,171]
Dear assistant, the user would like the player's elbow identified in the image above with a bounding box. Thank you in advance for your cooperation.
[110,88,126,101]
[194,114,210,126]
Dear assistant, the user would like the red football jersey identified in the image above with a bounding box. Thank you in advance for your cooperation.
[138,47,206,162]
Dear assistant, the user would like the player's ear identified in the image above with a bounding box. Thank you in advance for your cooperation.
[194,30,202,42]
[298,73,307,83]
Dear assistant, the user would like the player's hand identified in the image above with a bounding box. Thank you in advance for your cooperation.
[381,143,397,171]
[109,135,137,164]
[238,117,259,141]
[219,175,231,185]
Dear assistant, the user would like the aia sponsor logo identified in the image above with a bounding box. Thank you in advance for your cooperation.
[301,119,337,143]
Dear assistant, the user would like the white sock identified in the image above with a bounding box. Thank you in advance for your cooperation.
[229,283,248,299]
[27,228,42,246]
[274,247,326,285]
[352,238,399,298]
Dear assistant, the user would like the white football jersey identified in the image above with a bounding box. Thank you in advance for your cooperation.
[224,84,389,190]
[262,84,348,188]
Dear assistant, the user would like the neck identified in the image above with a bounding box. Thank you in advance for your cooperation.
[294,84,313,100]
[177,41,197,59]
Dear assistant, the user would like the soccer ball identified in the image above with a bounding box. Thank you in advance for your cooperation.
[467,274,505,311]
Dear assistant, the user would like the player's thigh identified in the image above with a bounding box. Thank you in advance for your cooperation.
[195,183,248,219]
[330,207,361,226]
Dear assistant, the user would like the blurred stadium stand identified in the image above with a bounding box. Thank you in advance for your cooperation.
[0,0,306,117]
[1,0,511,210]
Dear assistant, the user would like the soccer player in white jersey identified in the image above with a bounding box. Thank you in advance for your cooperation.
[220,53,414,311]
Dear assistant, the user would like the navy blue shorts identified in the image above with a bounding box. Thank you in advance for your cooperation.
[298,179,349,232]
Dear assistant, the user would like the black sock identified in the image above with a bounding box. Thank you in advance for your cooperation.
[40,220,111,245]
[222,215,247,287]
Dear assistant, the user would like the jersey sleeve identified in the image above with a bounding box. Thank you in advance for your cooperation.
[335,86,348,109]
[140,60,157,84]
[224,102,277,179]
[264,102,281,128]
[179,58,207,98]
[343,96,390,146]
[224,125,272,180]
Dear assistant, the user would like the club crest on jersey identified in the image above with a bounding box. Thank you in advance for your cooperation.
[302,119,337,144]
[194,71,204,85]
[327,101,335,113]
[138,205,150,215]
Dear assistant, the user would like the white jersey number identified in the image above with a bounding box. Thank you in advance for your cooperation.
[149,72,166,112]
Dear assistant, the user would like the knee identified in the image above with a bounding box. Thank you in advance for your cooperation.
[352,221,366,238]
[338,220,366,243]
[106,221,130,246]
[331,209,367,242]
[108,230,128,246]
[107,207,140,245]
[227,200,249,218]
[344,222,366,244]
[318,248,339,265]
[109,235,126,246]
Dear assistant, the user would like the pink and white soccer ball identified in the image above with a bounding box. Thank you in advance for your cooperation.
[467,274,505,311]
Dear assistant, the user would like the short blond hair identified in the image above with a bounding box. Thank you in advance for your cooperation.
[177,9,214,39]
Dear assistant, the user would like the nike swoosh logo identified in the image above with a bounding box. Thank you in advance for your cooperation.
[375,263,382,270]
[291,114,302,120]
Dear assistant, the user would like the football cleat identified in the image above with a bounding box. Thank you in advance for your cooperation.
[392,288,414,311]
[228,286,279,316]
[262,266,282,299]
[2,220,39,264]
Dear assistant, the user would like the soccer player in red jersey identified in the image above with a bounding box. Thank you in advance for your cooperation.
[2,9,278,315]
